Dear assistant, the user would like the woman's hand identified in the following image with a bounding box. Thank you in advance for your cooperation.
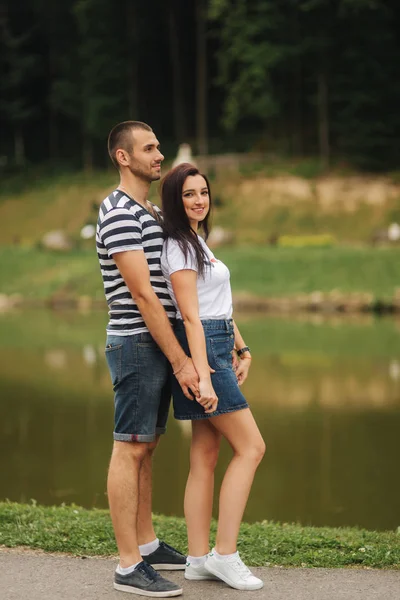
[235,357,251,386]
[197,378,218,413]
[232,351,240,372]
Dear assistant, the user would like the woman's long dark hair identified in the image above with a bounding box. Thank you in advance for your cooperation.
[161,162,212,278]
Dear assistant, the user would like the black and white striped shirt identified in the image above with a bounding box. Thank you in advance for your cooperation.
[96,189,176,335]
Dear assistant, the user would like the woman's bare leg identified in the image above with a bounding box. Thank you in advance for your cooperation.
[184,419,221,557]
[210,408,265,554]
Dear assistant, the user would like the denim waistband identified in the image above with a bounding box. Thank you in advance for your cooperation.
[175,318,233,331]
[106,331,155,342]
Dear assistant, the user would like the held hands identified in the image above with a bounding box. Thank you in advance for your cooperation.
[174,356,216,401]
[174,357,200,400]
[197,377,218,413]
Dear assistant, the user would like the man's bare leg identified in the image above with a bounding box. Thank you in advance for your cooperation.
[107,440,149,567]
[137,438,159,545]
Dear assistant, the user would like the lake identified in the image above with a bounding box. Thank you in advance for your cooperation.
[1,309,399,532]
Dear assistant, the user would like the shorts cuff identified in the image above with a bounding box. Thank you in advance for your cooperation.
[114,433,156,442]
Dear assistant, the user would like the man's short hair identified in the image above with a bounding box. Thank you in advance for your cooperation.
[108,121,153,170]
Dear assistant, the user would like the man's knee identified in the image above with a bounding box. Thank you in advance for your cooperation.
[112,440,155,463]
[147,435,161,455]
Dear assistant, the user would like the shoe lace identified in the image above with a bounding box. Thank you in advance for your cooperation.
[228,556,252,578]
[138,562,160,582]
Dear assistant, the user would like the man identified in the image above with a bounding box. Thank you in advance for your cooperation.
[96,121,200,597]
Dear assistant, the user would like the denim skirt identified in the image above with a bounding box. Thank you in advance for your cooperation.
[172,319,249,420]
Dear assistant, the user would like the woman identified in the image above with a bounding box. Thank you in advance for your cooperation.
[160,163,265,591]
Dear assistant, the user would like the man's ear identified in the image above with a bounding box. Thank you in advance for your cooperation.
[116,148,129,167]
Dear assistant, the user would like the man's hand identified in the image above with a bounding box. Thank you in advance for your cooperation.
[174,357,200,400]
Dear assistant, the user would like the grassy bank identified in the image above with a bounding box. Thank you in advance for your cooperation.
[1,245,400,303]
[1,167,400,246]
[1,503,399,568]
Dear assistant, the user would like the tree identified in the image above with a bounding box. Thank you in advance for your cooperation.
[196,0,208,154]
[0,8,38,165]
[331,0,400,168]
[51,0,124,170]
[208,0,287,134]
[167,0,188,143]
[298,0,336,168]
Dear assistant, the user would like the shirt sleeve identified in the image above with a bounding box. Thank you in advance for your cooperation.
[98,207,142,256]
[163,238,198,275]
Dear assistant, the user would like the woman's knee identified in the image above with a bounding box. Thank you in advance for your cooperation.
[240,438,266,465]
[256,439,266,462]
[190,442,220,472]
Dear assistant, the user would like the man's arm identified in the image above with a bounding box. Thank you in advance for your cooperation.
[113,249,199,399]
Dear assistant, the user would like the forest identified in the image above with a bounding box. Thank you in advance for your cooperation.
[1,0,400,172]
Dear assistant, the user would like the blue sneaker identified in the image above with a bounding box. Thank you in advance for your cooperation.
[144,541,186,571]
[114,561,182,596]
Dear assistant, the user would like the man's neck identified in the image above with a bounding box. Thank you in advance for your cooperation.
[118,174,151,207]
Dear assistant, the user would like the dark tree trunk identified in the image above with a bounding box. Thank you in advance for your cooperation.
[317,67,330,168]
[14,127,25,166]
[196,0,208,155]
[126,2,139,118]
[82,129,93,173]
[168,1,187,142]
[49,110,59,161]
[289,8,303,155]
[48,34,59,161]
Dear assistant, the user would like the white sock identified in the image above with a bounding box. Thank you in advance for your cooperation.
[187,554,207,566]
[213,548,239,561]
[139,538,160,556]
[116,562,141,575]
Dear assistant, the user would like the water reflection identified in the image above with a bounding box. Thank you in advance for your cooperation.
[0,310,399,531]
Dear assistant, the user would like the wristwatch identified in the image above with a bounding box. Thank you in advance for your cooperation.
[237,346,251,357]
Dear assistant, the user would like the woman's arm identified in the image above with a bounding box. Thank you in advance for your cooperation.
[233,319,252,386]
[170,269,218,413]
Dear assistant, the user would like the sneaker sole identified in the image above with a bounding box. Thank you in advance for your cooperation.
[150,564,186,571]
[204,564,264,591]
[184,573,219,581]
[114,582,183,597]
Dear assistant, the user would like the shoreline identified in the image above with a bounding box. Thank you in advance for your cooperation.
[1,291,400,315]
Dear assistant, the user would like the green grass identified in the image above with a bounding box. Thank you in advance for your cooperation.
[0,502,399,568]
[0,247,103,300]
[1,245,400,301]
[217,246,400,298]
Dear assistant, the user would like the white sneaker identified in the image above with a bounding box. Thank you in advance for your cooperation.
[185,560,219,581]
[204,550,264,591]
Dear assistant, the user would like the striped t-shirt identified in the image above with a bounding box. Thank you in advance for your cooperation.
[96,189,176,335]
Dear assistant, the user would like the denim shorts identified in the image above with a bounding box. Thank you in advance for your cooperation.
[172,319,249,420]
[105,332,171,442]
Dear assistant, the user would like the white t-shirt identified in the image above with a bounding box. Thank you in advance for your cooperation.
[161,236,233,320]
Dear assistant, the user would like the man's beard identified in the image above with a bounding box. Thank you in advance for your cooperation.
[128,160,160,182]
